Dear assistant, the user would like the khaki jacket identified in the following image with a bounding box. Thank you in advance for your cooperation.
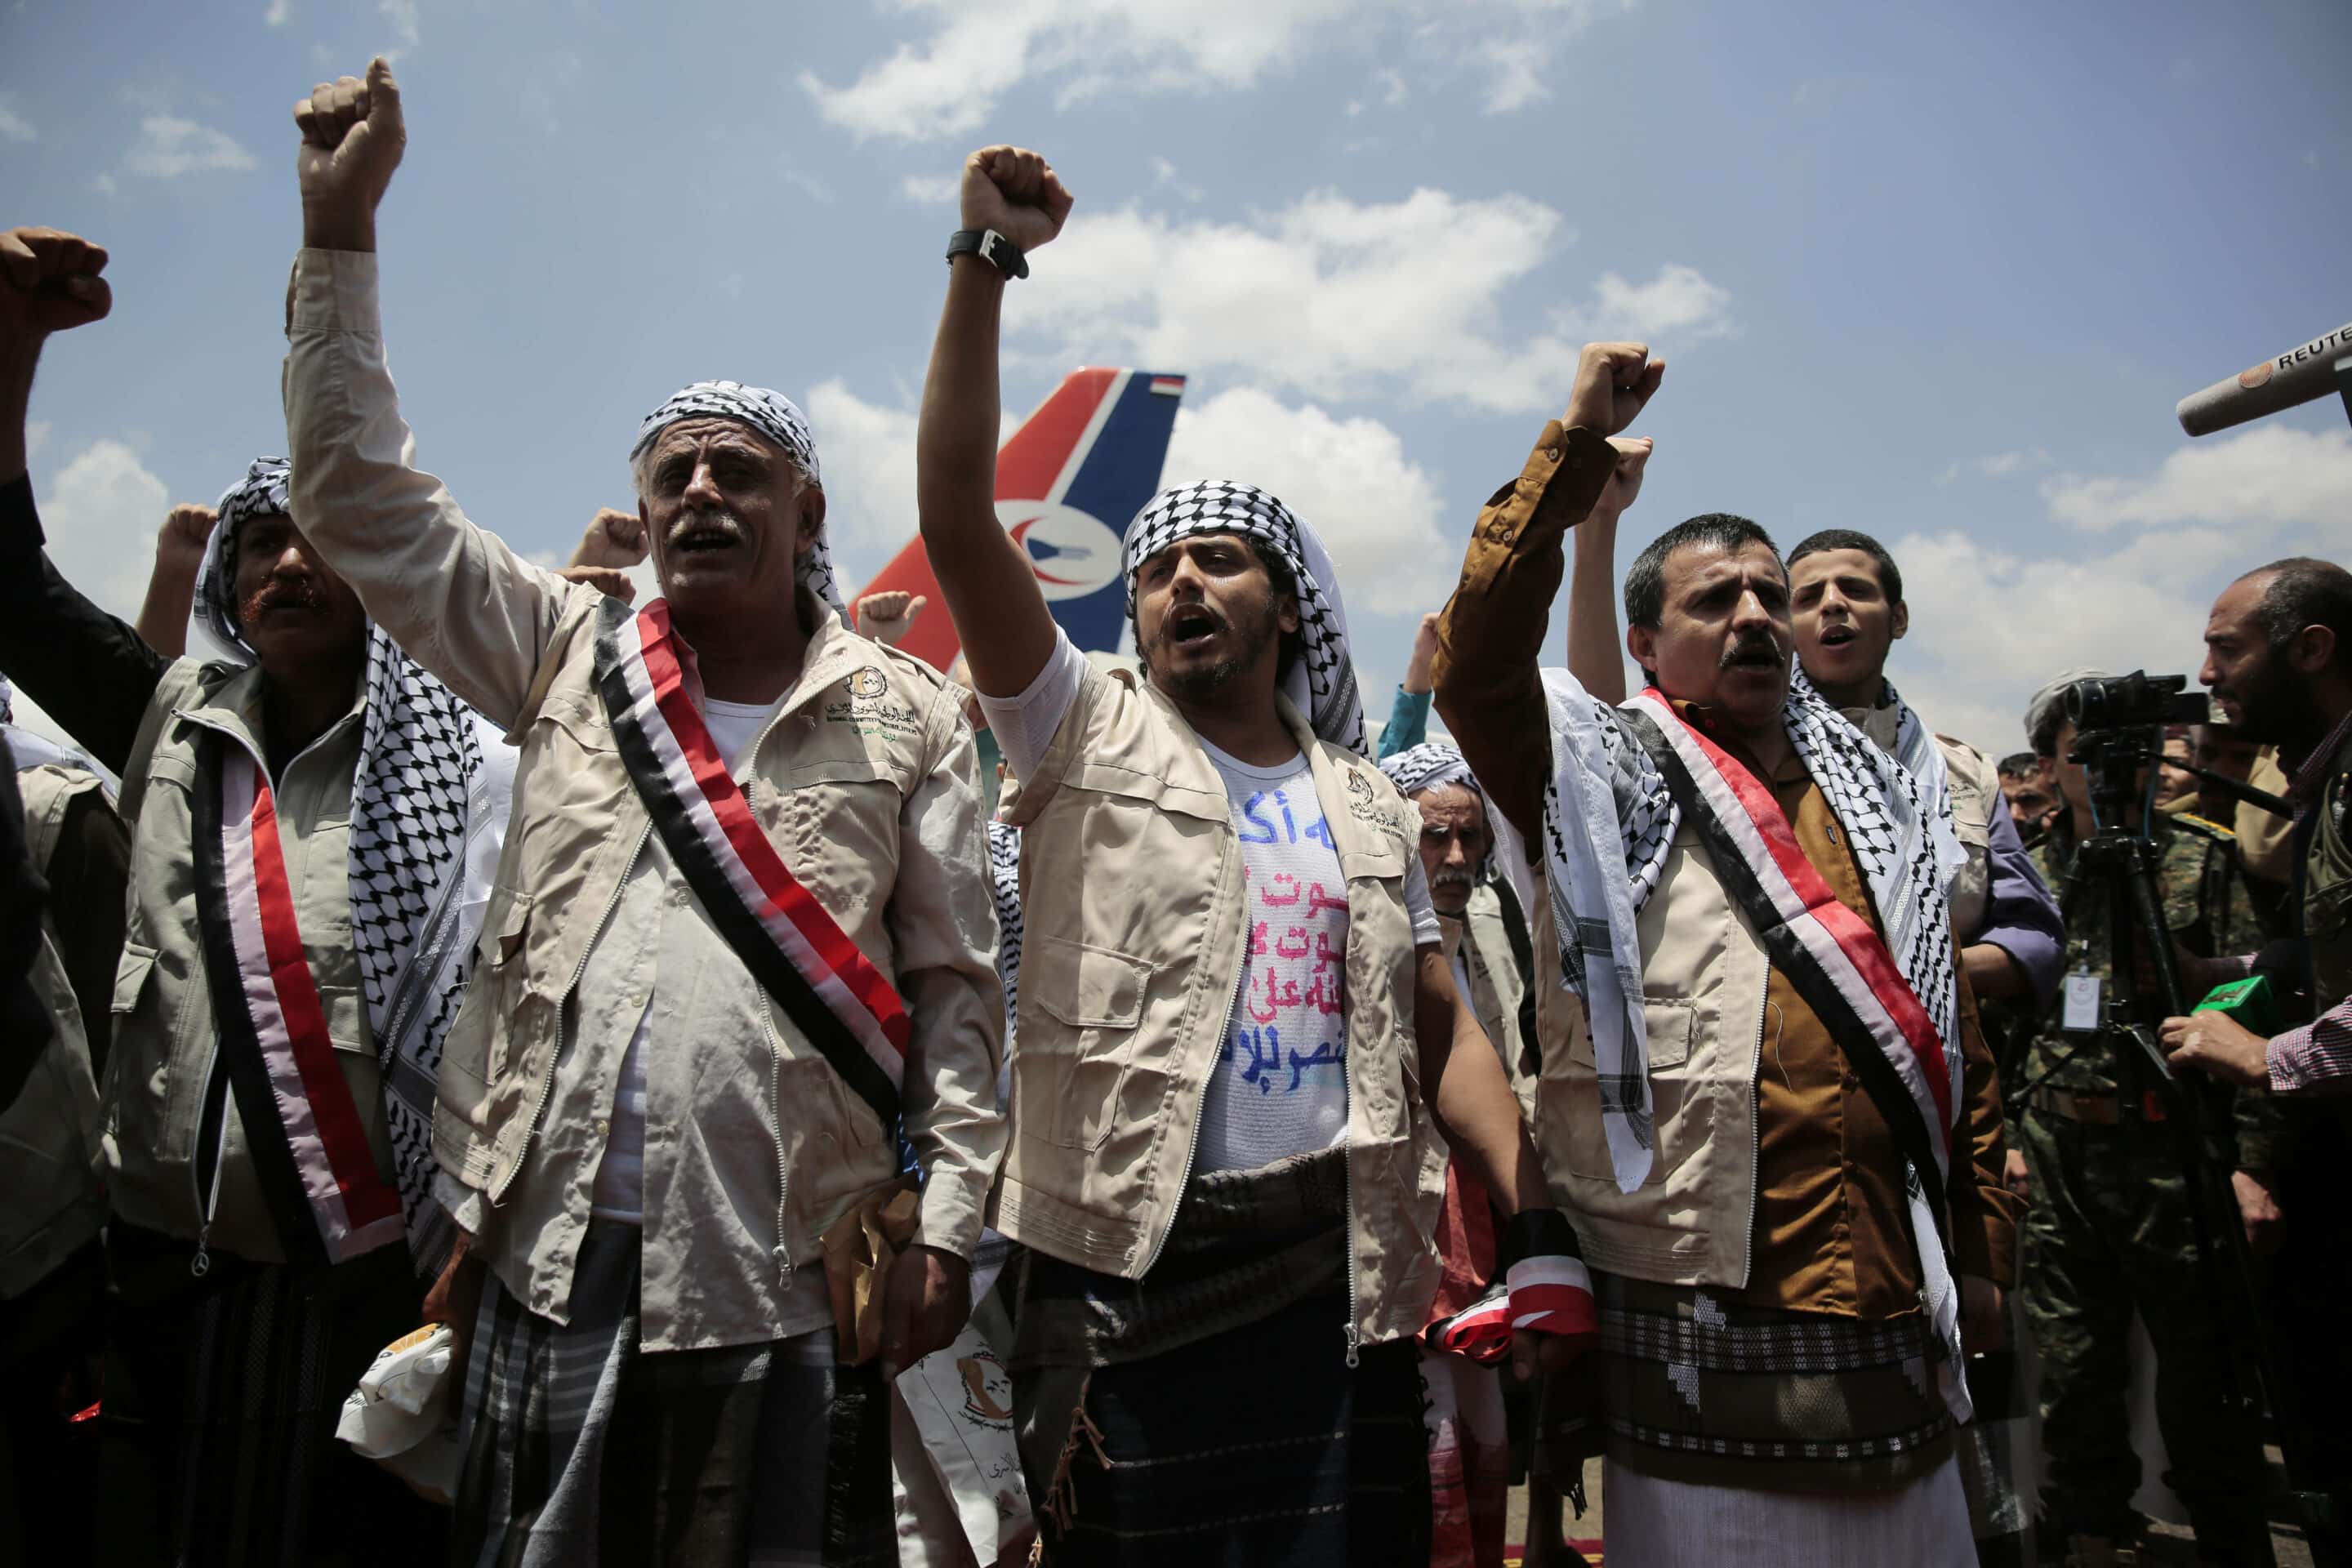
[991,662,1445,1352]
[283,251,1005,1343]
[0,765,111,1296]
[104,662,384,1265]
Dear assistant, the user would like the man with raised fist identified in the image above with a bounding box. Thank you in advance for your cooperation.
[915,144,1592,1565]
[282,61,1005,1562]
[0,227,478,1564]
[1434,352,2019,1566]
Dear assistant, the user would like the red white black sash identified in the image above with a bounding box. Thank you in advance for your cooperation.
[1618,694,1957,1230]
[191,740,405,1266]
[591,596,910,1128]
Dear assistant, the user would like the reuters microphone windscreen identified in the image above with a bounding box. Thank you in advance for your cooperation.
[2176,321,2352,436]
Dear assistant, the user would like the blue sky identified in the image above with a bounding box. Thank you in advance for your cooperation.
[4,0,2348,755]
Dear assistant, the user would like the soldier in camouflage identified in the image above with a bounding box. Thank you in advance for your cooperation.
[2016,675,2283,1566]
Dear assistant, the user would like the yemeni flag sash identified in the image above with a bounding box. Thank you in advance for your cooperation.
[191,737,405,1267]
[1619,693,1973,1423]
[591,596,909,1129]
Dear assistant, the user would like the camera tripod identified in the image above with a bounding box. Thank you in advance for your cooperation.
[2023,726,2330,1564]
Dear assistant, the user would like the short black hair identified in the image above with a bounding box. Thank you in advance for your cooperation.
[1997,751,2038,779]
[1787,528,1903,607]
[2242,556,2352,671]
[1624,514,1782,630]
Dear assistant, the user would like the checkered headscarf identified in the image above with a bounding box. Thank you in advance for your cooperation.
[1378,739,1520,890]
[1120,481,1365,755]
[630,381,841,614]
[193,457,293,657]
[188,457,489,1274]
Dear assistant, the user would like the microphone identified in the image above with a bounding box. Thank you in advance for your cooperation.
[2176,320,2352,435]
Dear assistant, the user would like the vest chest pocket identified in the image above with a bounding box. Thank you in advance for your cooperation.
[1016,935,1154,1152]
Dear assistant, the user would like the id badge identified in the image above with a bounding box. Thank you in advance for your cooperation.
[2061,971,2103,1032]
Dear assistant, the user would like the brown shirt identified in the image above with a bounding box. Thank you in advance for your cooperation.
[1432,423,2017,1314]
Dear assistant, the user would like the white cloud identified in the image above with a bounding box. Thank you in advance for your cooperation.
[802,380,925,577]
[381,0,419,48]
[91,173,118,196]
[898,172,961,206]
[777,158,835,205]
[122,115,256,178]
[1555,262,1736,345]
[1887,424,2352,755]
[801,0,1623,142]
[36,439,170,621]
[0,93,33,143]
[264,0,291,24]
[2041,423,2352,533]
[1162,386,1446,615]
[1147,155,1203,203]
[1935,447,2051,485]
[1000,189,1728,414]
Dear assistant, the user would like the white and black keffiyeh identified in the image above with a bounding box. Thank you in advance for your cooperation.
[1539,664,1965,1195]
[194,460,494,1272]
[987,820,1022,1048]
[1378,739,1530,908]
[630,381,841,614]
[1120,481,1365,756]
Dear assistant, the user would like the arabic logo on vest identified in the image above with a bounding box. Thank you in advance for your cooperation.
[848,666,887,699]
[1347,771,1374,802]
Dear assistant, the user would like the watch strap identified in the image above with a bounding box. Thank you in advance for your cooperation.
[945,228,1028,280]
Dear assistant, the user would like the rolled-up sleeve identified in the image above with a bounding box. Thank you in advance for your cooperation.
[1431,421,1616,846]
[891,681,1009,1258]
[2270,996,2352,1096]
[283,249,577,728]
[1976,803,2065,1007]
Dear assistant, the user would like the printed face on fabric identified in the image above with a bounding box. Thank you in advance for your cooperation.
[631,381,835,626]
[1790,547,1907,701]
[1414,782,1488,919]
[1629,540,1793,731]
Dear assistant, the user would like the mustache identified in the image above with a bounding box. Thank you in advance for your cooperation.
[1432,867,1477,889]
[666,507,746,548]
[240,575,324,622]
[1720,635,1783,669]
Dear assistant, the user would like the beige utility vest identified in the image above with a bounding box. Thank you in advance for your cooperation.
[0,765,112,1298]
[992,667,1446,1352]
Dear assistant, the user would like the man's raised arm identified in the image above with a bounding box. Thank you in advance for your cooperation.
[1432,343,1661,843]
[283,60,572,729]
[915,148,1072,702]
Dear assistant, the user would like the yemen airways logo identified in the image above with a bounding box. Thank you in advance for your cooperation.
[996,500,1126,603]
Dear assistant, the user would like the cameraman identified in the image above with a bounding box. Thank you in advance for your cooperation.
[2015,668,2280,1566]
[2163,558,2352,1546]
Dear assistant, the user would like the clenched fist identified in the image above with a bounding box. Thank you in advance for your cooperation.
[1594,436,1654,517]
[1,227,112,356]
[570,507,648,572]
[295,57,407,252]
[155,504,220,575]
[854,590,926,647]
[959,146,1072,257]
[1562,342,1664,438]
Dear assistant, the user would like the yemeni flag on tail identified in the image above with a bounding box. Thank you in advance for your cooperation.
[591,596,910,1129]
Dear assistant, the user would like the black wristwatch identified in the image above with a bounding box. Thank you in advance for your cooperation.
[946,228,1028,280]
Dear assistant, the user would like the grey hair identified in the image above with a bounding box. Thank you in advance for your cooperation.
[629,427,818,506]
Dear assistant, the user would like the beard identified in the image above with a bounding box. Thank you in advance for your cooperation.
[1144,590,1283,704]
[239,574,324,626]
[1430,868,1475,915]
[2221,654,2305,745]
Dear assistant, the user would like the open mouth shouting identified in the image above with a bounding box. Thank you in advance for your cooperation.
[1815,621,1857,651]
[667,510,746,558]
[1165,602,1224,655]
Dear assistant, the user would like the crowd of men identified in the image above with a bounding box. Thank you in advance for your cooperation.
[2,56,2349,1568]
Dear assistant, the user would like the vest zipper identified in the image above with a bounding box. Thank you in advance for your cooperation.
[189,1041,231,1278]
[492,819,651,1208]
[1341,1039,1361,1370]
[1740,986,1769,1288]
[1137,838,1250,1285]
[761,995,795,1290]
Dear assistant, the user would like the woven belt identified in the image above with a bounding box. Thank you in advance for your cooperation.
[2031,1086,2167,1125]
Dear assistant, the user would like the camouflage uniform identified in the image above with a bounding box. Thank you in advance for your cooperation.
[2019,810,2281,1557]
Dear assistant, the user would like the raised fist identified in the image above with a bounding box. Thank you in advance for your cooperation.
[557,565,638,604]
[959,146,1072,256]
[1594,436,1653,517]
[294,57,406,252]
[0,227,112,352]
[570,507,648,572]
[155,504,220,572]
[855,590,926,647]
[1562,342,1664,438]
